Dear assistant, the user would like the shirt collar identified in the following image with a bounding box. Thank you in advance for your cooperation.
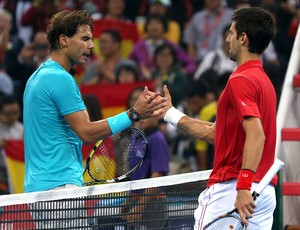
[233,59,263,75]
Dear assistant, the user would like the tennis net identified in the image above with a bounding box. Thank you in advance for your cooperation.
[0,170,212,229]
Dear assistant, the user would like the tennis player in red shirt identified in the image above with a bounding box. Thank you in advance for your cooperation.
[161,7,277,230]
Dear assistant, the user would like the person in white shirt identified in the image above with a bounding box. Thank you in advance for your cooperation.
[194,25,236,80]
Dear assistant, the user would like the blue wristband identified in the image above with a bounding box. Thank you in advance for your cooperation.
[107,111,132,134]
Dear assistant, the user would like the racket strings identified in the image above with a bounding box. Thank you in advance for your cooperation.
[89,137,116,180]
[115,131,147,176]
[88,128,148,182]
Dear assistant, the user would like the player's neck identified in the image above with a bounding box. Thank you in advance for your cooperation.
[236,53,261,67]
[49,52,72,72]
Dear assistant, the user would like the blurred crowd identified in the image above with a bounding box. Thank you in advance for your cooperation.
[0,0,299,193]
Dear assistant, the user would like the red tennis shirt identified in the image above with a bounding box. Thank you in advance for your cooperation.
[207,60,277,187]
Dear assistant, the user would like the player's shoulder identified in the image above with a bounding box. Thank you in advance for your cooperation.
[227,73,258,91]
[228,72,248,82]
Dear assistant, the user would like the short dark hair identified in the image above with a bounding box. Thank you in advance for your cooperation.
[184,80,208,99]
[232,7,275,54]
[102,29,122,44]
[144,14,168,33]
[47,10,93,50]
[0,94,18,112]
[115,64,139,83]
[153,43,177,66]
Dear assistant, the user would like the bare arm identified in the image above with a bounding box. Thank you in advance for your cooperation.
[235,117,265,225]
[241,117,265,171]
[64,110,111,144]
[178,117,215,144]
[162,85,215,144]
[65,87,167,144]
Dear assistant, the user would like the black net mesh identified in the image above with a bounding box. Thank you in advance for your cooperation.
[0,171,211,229]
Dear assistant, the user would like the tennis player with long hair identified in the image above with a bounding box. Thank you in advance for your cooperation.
[161,7,277,230]
[23,10,166,228]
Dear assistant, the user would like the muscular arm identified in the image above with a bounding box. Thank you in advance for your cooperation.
[178,117,215,144]
[65,87,167,144]
[235,116,265,225]
[64,110,111,144]
[162,85,215,144]
[241,117,265,171]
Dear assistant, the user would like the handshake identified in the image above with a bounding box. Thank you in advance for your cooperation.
[132,85,186,127]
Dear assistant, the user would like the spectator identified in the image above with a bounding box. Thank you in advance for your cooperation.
[262,2,295,99]
[183,81,209,128]
[0,94,23,194]
[126,86,170,182]
[82,29,134,85]
[151,43,188,107]
[3,0,33,44]
[76,0,106,17]
[103,0,126,20]
[122,86,170,228]
[137,0,181,44]
[115,60,139,84]
[136,0,201,37]
[169,0,203,39]
[20,0,59,39]
[92,0,139,59]
[194,25,236,80]
[18,31,50,68]
[149,43,188,149]
[0,71,14,96]
[194,71,230,171]
[183,0,233,63]
[196,68,220,106]
[0,8,24,70]
[6,31,50,121]
[172,81,209,172]
[130,14,196,80]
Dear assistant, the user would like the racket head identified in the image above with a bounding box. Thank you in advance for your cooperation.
[203,214,245,230]
[84,127,148,185]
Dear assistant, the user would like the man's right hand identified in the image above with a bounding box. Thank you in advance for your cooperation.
[160,85,173,118]
[133,86,167,119]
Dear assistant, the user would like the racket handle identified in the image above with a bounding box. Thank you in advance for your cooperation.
[253,159,284,198]
[230,159,284,214]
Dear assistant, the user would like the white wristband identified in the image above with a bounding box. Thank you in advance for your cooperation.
[164,107,186,127]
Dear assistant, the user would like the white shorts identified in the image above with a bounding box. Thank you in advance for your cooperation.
[194,180,276,230]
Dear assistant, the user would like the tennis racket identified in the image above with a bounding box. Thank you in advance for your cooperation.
[83,127,149,185]
[203,159,284,230]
